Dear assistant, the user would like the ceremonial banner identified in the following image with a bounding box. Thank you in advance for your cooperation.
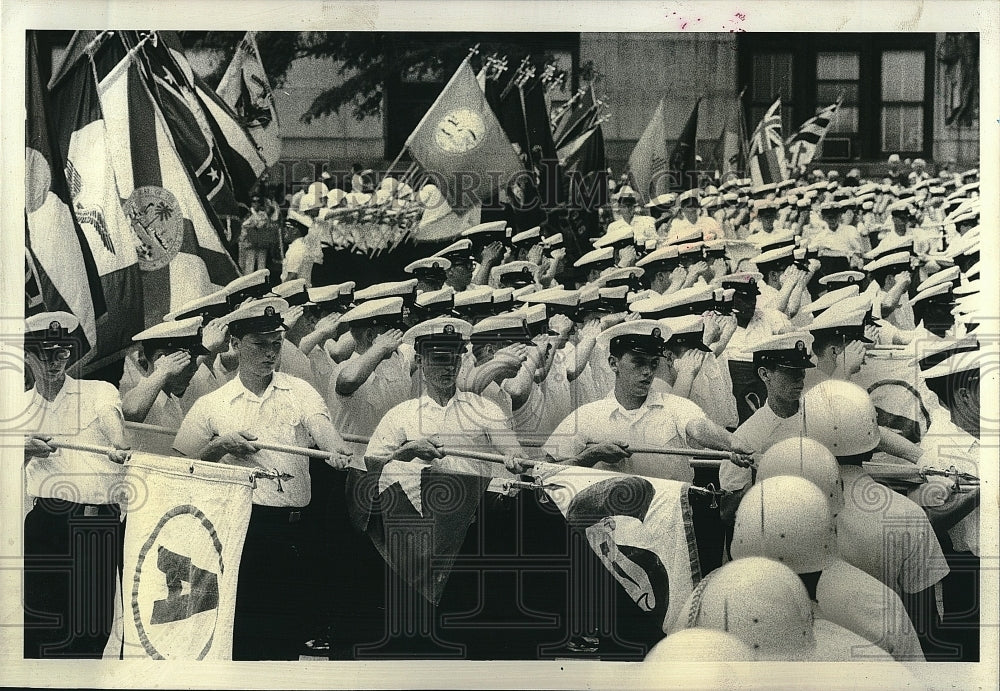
[348,457,492,605]
[217,31,282,168]
[628,99,669,204]
[98,53,240,326]
[406,60,524,212]
[786,99,842,169]
[119,453,252,660]
[535,463,702,634]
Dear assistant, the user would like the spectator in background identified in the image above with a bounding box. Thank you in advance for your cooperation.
[240,196,276,274]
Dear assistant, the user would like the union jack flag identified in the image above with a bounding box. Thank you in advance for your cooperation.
[786,97,842,169]
[748,97,789,186]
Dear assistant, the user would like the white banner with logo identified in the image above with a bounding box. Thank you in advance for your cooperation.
[117,453,252,660]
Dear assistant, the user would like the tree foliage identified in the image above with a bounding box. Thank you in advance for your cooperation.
[180,31,577,124]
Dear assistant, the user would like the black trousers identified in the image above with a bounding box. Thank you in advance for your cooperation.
[231,504,318,661]
[23,499,124,659]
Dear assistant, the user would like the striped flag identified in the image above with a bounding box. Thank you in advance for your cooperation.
[216,31,282,168]
[25,32,100,362]
[129,32,244,220]
[628,98,669,204]
[98,50,240,327]
[786,98,842,169]
[48,33,145,370]
[747,97,789,186]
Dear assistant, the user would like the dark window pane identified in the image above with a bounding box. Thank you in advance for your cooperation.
[817,82,859,104]
[752,53,793,101]
[881,105,924,151]
[882,50,925,101]
[817,52,859,80]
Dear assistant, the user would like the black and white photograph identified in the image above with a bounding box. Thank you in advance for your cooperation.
[1,1,997,688]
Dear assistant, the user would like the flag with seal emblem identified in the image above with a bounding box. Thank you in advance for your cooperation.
[406,60,524,212]
[98,50,240,327]
[117,453,252,659]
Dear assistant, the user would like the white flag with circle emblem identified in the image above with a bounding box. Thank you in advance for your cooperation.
[116,453,252,660]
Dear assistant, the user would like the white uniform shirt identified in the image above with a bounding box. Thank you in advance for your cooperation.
[282,237,322,285]
[910,417,979,555]
[326,345,415,460]
[365,391,517,480]
[23,376,125,505]
[815,558,925,661]
[836,465,950,596]
[543,391,708,483]
[279,338,320,393]
[725,308,792,355]
[173,371,329,507]
[719,402,804,491]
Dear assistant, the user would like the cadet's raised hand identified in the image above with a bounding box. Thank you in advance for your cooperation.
[842,340,866,375]
[373,329,404,359]
[201,319,230,354]
[153,350,192,381]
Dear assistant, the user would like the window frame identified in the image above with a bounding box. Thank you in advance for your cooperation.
[738,33,935,162]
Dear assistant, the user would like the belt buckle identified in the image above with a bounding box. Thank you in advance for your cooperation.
[83,506,99,517]
[289,510,302,524]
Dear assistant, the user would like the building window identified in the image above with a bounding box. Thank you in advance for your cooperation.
[750,53,794,135]
[816,52,859,134]
[880,50,926,153]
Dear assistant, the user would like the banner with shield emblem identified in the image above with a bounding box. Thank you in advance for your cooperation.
[118,453,252,660]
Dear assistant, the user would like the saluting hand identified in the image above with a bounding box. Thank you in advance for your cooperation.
[312,312,342,338]
[373,329,404,359]
[154,350,192,382]
[283,305,305,330]
[201,319,230,354]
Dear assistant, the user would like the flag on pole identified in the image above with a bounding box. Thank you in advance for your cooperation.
[628,98,669,204]
[669,99,701,191]
[713,89,748,178]
[98,50,240,327]
[406,60,524,212]
[216,31,282,168]
[348,456,492,605]
[747,97,789,187]
[25,31,101,360]
[130,32,244,220]
[537,464,701,634]
[554,84,597,147]
[48,34,145,370]
[786,98,842,170]
[118,453,252,659]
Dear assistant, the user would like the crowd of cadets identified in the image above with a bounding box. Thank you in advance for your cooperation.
[21,162,983,663]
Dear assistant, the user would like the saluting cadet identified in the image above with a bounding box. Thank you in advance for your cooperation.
[22,312,131,659]
[665,189,721,244]
[432,238,477,292]
[326,294,415,460]
[635,245,685,294]
[296,281,357,382]
[801,380,950,656]
[173,297,352,660]
[863,249,916,330]
[542,320,751,484]
[404,257,451,293]
[271,279,324,392]
[123,316,210,431]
